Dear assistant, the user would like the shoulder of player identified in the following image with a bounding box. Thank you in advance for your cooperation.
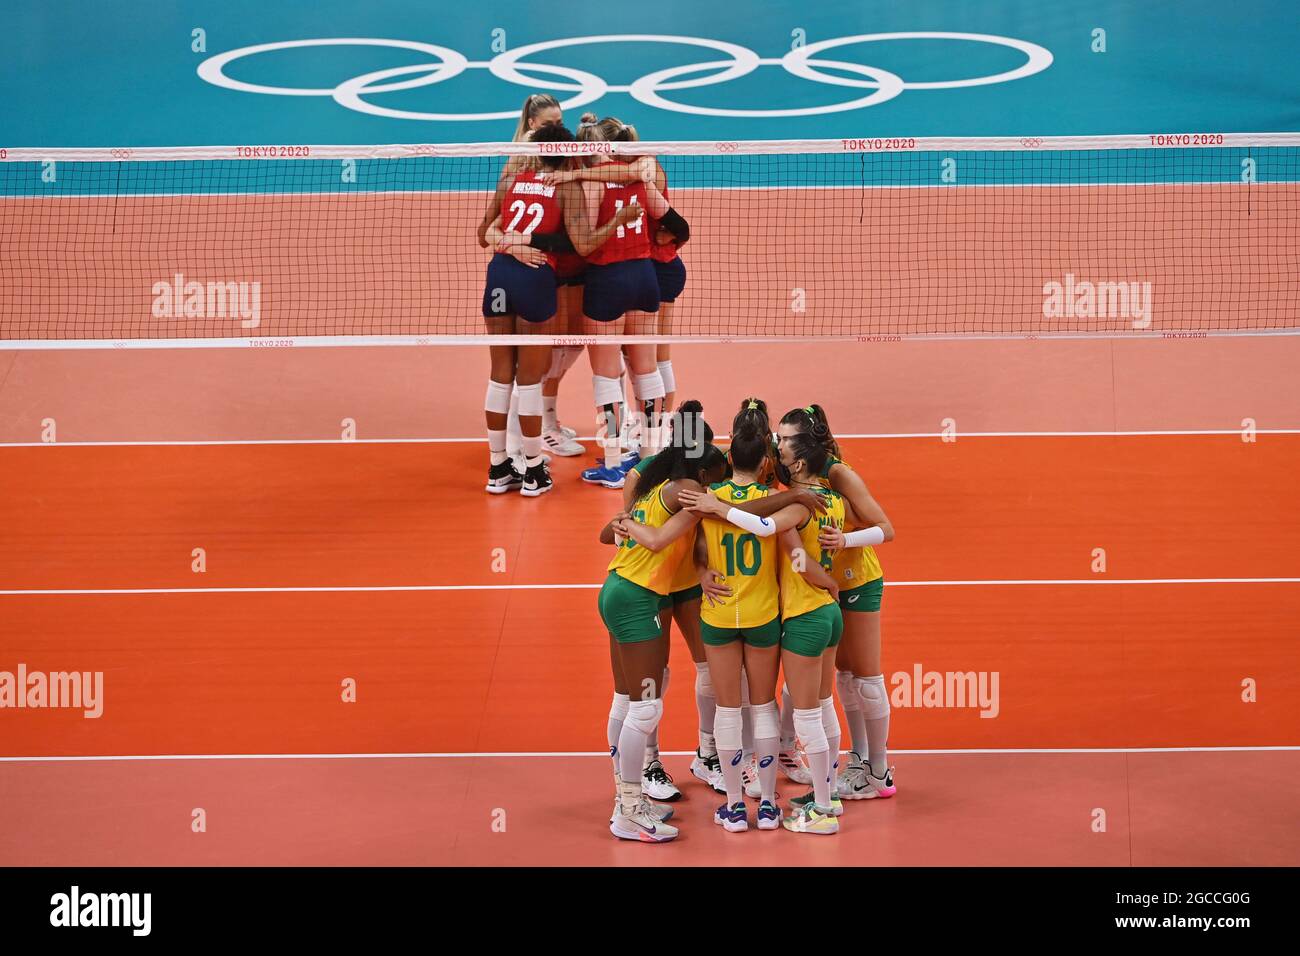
[662,476,705,512]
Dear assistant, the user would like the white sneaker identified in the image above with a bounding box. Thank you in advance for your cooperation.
[610,802,679,843]
[610,797,674,824]
[542,428,584,456]
[555,420,578,440]
[837,752,872,800]
[510,450,550,473]
[742,755,763,799]
[642,759,681,801]
[778,747,813,785]
[689,749,726,793]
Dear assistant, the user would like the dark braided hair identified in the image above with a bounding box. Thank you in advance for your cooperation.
[633,400,725,499]
[729,397,773,474]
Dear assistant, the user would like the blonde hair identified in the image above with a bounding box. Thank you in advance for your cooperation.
[513,93,561,142]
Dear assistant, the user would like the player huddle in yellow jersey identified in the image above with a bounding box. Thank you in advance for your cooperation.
[598,398,897,842]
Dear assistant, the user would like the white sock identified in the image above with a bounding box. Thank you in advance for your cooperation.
[752,700,781,802]
[821,696,842,785]
[838,670,867,760]
[694,662,717,756]
[855,674,891,775]
[505,384,522,456]
[487,429,508,467]
[542,393,559,431]
[794,707,832,808]
[714,705,744,805]
[779,683,797,751]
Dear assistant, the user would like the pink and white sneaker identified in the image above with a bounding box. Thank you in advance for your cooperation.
[862,762,897,799]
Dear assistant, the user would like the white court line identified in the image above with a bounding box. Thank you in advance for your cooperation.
[2,577,1298,597]
[2,746,1296,763]
[2,429,1297,449]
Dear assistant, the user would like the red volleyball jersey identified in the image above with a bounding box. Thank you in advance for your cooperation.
[502,168,565,270]
[584,162,651,266]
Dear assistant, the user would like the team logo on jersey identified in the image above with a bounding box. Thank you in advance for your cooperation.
[733,490,746,500]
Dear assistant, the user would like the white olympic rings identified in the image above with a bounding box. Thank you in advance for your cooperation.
[197,32,1053,121]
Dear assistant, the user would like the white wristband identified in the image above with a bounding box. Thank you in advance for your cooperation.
[842,526,886,548]
[726,507,777,537]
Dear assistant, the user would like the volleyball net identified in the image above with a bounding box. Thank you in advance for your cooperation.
[1,134,1297,347]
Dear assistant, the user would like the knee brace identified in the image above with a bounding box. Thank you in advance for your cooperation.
[793,707,829,755]
[608,693,630,723]
[752,700,780,740]
[836,670,860,712]
[516,381,543,417]
[819,696,841,738]
[592,374,623,409]
[484,378,513,414]
[624,698,664,737]
[656,359,676,395]
[694,662,714,700]
[632,370,665,402]
[713,705,743,753]
[855,674,890,720]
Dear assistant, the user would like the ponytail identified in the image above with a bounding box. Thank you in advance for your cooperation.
[779,403,840,458]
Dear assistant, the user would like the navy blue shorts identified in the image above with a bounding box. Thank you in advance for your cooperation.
[653,256,687,303]
[482,253,558,324]
[582,259,660,322]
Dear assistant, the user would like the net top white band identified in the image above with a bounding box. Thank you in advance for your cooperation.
[4,132,1300,163]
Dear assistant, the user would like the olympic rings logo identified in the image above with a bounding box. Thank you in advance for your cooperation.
[196,33,1053,121]
[110,148,134,159]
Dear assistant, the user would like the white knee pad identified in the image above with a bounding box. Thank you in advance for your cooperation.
[656,360,676,395]
[855,675,890,720]
[633,370,666,402]
[836,670,860,712]
[752,700,780,740]
[516,381,543,417]
[793,707,829,755]
[484,379,513,414]
[608,693,630,722]
[819,696,841,738]
[714,705,743,752]
[592,374,623,408]
[624,698,664,737]
[694,662,714,699]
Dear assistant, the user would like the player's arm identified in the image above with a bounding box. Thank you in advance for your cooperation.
[477,159,518,248]
[779,528,840,600]
[693,531,732,607]
[678,491,809,537]
[558,181,642,256]
[703,487,827,518]
[639,181,690,246]
[541,157,656,185]
[486,214,548,268]
[599,512,632,545]
[820,464,895,550]
[619,479,705,552]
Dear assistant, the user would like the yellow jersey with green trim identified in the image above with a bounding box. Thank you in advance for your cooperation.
[778,488,845,619]
[608,479,691,596]
[699,480,779,628]
[816,454,884,587]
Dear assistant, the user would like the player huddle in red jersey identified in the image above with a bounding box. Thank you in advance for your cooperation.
[477,96,691,499]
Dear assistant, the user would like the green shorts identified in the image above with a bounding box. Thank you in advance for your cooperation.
[598,571,666,644]
[780,602,844,658]
[700,617,782,648]
[839,576,884,613]
[658,584,704,610]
